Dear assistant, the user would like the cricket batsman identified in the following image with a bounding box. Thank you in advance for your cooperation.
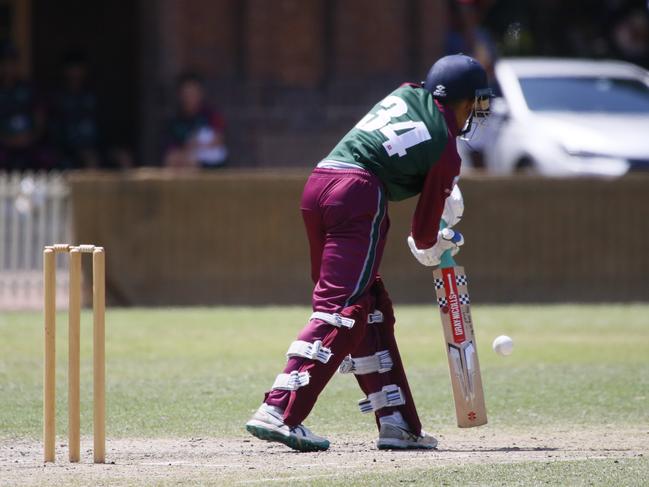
[246,54,491,452]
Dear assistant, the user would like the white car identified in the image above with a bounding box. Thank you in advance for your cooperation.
[469,58,649,177]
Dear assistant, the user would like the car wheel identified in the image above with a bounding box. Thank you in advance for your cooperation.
[514,157,538,175]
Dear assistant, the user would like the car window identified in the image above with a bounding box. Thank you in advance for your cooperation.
[519,77,649,113]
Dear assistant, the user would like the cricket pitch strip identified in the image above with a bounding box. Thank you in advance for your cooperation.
[1,428,647,486]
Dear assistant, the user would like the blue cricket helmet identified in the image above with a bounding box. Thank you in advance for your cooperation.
[423,54,491,102]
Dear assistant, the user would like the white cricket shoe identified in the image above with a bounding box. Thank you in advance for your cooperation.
[377,422,438,450]
[245,403,330,452]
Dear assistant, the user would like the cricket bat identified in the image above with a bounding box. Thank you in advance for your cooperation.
[432,224,487,428]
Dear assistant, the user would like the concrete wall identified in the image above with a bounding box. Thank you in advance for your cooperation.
[70,170,649,306]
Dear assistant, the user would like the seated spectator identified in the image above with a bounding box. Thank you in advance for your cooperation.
[611,8,649,69]
[106,145,135,169]
[50,50,101,169]
[0,41,53,171]
[163,72,227,169]
[446,0,499,171]
[445,0,498,79]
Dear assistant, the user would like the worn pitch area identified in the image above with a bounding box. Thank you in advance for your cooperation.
[2,428,647,486]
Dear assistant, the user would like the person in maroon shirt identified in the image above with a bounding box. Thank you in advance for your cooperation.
[163,72,227,169]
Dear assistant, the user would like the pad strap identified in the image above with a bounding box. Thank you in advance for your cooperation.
[367,310,384,324]
[310,312,355,329]
[310,310,383,328]
[272,371,310,391]
[339,350,393,375]
[287,340,332,364]
[358,384,405,413]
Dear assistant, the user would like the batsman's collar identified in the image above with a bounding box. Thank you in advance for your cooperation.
[435,99,460,138]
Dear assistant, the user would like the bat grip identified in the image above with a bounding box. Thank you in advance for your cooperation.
[439,219,457,269]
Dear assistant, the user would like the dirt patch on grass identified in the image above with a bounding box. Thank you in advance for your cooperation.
[2,428,647,486]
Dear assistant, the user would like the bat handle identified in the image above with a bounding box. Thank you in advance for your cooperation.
[440,249,456,269]
[439,219,457,269]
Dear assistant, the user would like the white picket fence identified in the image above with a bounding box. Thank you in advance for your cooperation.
[0,171,71,310]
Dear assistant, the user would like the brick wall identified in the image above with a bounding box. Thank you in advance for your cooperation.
[139,0,447,166]
[333,0,411,81]
[157,0,241,80]
[245,0,326,86]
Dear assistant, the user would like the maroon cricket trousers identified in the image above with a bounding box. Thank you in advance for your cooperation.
[264,167,422,434]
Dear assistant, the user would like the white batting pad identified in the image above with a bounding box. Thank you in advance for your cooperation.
[367,310,384,324]
[272,371,311,391]
[310,312,355,329]
[286,340,332,364]
[358,384,405,413]
[338,350,393,375]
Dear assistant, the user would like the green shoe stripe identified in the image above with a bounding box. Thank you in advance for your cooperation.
[246,424,330,452]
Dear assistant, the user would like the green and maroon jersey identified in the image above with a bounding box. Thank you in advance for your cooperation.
[324,85,453,202]
[321,84,461,249]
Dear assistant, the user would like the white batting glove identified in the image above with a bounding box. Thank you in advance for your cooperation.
[407,228,464,267]
[442,185,464,228]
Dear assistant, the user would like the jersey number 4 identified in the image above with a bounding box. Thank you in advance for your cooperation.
[356,95,432,157]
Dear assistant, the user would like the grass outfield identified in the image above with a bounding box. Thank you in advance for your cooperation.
[1,304,648,485]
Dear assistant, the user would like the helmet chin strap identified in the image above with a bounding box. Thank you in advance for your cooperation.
[459,112,475,137]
